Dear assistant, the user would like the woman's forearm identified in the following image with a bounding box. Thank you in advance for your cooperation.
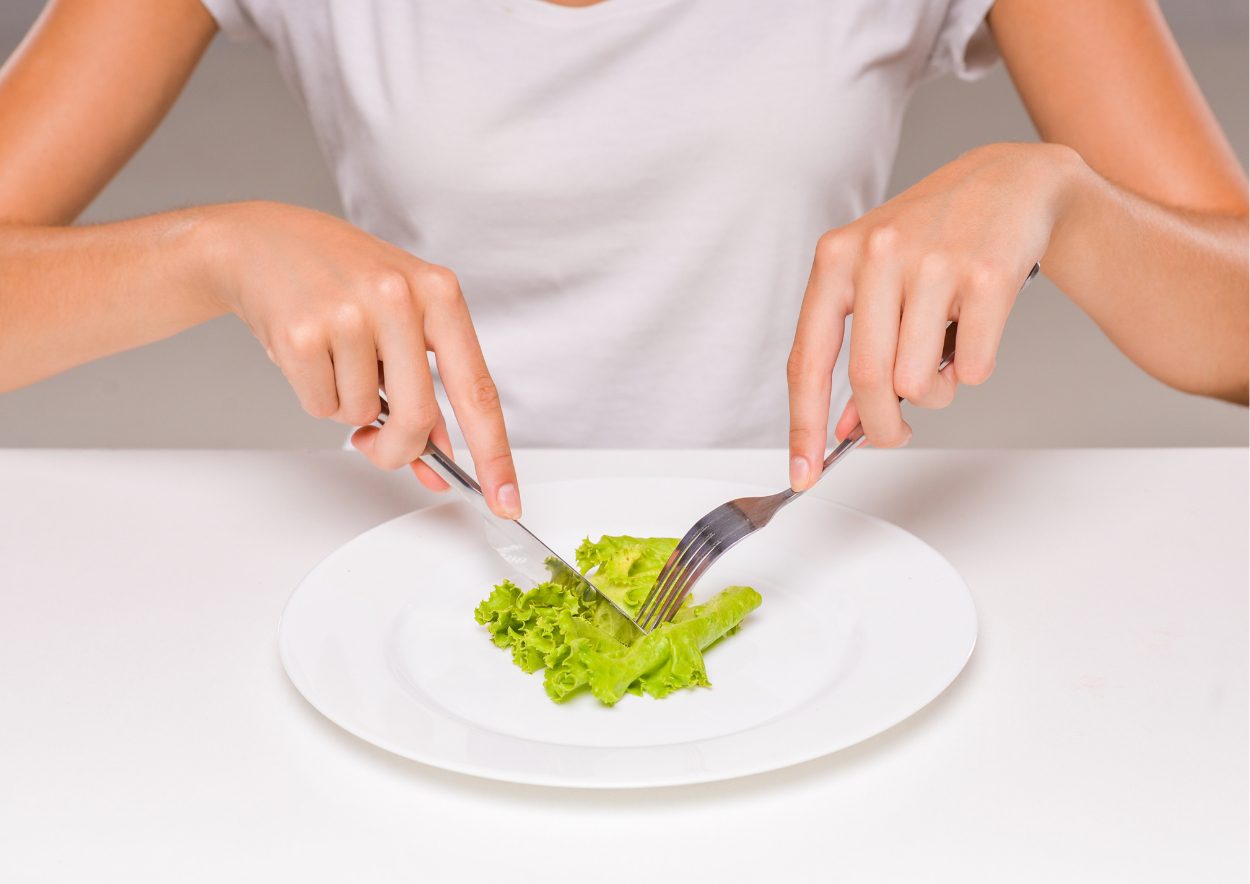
[0,201,523,512]
[1044,152,1248,404]
[0,209,224,392]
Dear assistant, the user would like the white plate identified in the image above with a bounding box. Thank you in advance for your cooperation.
[279,477,976,788]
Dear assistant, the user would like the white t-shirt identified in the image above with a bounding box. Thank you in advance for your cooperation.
[201,0,998,447]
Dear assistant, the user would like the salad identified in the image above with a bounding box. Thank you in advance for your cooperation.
[474,535,761,706]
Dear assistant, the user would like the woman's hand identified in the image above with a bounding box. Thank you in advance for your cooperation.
[786,142,1082,490]
[199,201,520,517]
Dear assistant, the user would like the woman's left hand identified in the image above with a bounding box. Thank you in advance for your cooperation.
[786,141,1083,490]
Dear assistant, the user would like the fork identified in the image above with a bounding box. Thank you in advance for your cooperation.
[634,262,1041,631]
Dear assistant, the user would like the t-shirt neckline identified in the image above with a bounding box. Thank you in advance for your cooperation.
[487,0,684,26]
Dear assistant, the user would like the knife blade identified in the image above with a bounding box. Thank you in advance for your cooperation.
[420,445,642,629]
[372,402,642,630]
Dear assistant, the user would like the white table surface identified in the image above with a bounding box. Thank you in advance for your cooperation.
[1,448,1246,883]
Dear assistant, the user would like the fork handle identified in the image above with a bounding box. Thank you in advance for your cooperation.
[819,261,1040,479]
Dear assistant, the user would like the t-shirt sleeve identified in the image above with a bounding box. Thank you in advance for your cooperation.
[198,0,263,42]
[923,0,1000,81]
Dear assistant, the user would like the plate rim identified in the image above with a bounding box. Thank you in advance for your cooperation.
[278,476,977,789]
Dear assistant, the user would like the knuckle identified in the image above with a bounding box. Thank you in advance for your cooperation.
[411,400,441,433]
[788,426,820,449]
[371,450,406,471]
[865,224,900,258]
[848,354,887,391]
[956,355,995,386]
[467,373,501,412]
[375,437,422,470]
[330,301,367,335]
[277,323,324,360]
[965,261,1005,292]
[303,395,337,420]
[371,270,414,311]
[395,401,440,438]
[865,424,910,449]
[339,400,382,427]
[474,445,514,478]
[330,301,365,327]
[966,259,1007,294]
[374,405,439,469]
[814,230,851,266]
[893,369,931,402]
[786,347,811,387]
[917,250,953,284]
[417,264,461,304]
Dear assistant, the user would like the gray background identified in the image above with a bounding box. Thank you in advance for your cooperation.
[0,0,1246,449]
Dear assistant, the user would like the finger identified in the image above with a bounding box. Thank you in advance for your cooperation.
[272,327,339,419]
[346,361,384,459]
[409,410,452,492]
[349,423,441,496]
[847,228,911,448]
[418,265,520,520]
[787,232,854,491]
[354,360,450,492]
[370,291,440,471]
[835,366,956,443]
[350,424,379,458]
[834,397,860,442]
[328,322,382,427]
[953,267,1017,387]
[894,266,958,410]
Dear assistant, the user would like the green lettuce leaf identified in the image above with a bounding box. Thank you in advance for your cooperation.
[574,535,678,617]
[576,586,760,704]
[474,535,761,706]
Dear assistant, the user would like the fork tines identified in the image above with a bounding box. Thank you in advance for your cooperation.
[635,504,754,632]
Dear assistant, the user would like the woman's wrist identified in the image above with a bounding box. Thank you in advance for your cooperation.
[174,203,249,320]
[1038,141,1096,265]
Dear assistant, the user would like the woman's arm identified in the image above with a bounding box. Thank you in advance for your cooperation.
[0,0,521,516]
[993,0,1248,402]
[0,0,223,383]
[0,212,226,391]
[786,0,1247,487]
[0,0,216,225]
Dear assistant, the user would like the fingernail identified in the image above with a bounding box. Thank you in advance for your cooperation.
[790,456,810,490]
[496,483,521,519]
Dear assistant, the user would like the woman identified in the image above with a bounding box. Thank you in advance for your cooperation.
[0,0,1245,519]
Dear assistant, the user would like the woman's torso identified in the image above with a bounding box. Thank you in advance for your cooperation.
[203,0,996,446]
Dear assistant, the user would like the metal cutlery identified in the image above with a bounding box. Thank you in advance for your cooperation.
[374,400,642,627]
[634,261,1042,631]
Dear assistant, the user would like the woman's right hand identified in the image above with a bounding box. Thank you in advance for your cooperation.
[197,201,520,518]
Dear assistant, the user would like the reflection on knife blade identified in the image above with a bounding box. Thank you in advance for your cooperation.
[372,399,640,628]
[481,517,641,628]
